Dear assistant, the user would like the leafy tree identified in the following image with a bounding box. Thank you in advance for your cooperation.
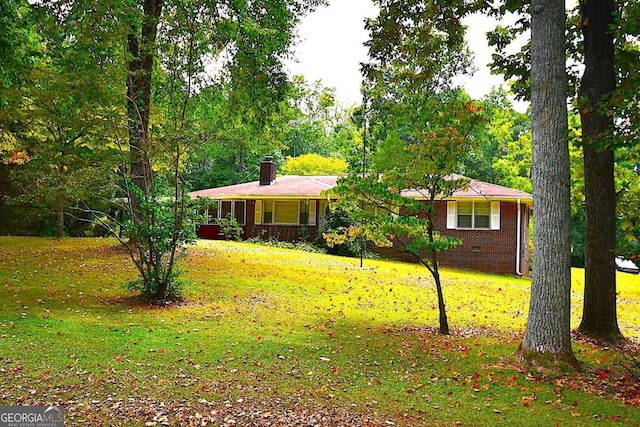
[567,113,587,267]
[462,88,532,189]
[1,3,120,238]
[184,84,273,189]
[327,93,485,335]
[111,0,324,300]
[519,0,577,365]
[282,154,347,175]
[17,0,324,299]
[613,2,640,264]
[349,0,486,334]
[617,144,640,259]
[281,76,361,165]
[0,1,40,233]
[321,205,363,257]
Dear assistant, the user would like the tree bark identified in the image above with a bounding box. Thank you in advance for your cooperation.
[56,198,65,239]
[521,0,576,361]
[126,0,163,200]
[428,220,449,335]
[577,0,621,343]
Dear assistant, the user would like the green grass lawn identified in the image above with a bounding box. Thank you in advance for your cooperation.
[0,237,639,426]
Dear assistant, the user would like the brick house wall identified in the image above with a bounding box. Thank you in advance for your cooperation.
[374,200,531,276]
[434,200,530,275]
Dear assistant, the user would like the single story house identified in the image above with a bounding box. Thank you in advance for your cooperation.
[190,157,533,276]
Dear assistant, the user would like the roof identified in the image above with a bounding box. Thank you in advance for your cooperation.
[190,174,533,205]
[402,174,533,203]
[190,175,340,199]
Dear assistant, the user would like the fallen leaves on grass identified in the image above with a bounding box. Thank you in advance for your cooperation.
[12,393,394,426]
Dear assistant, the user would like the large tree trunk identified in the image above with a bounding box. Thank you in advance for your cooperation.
[577,0,621,343]
[520,0,576,363]
[126,0,163,202]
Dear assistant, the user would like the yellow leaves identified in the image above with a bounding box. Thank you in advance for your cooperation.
[282,154,348,175]
[5,151,31,165]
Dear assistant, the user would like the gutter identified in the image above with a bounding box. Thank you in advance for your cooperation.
[516,198,522,276]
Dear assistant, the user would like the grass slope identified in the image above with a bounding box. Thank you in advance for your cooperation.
[0,237,638,426]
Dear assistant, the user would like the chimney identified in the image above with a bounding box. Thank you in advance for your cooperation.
[259,156,276,185]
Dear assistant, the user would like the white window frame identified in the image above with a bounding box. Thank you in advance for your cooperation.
[446,200,500,230]
[215,200,246,226]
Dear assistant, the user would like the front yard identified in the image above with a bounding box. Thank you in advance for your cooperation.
[0,237,638,426]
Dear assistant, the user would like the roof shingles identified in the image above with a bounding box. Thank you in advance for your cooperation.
[190,174,532,204]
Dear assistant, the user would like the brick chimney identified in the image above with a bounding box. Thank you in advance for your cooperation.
[259,156,276,185]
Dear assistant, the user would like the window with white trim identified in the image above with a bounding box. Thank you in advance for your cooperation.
[254,199,316,226]
[446,201,500,230]
[206,200,246,225]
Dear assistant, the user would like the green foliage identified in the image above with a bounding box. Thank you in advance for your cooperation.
[616,144,640,260]
[217,214,243,241]
[282,153,348,175]
[364,0,477,89]
[492,131,533,193]
[486,0,640,267]
[325,90,485,335]
[321,205,364,257]
[0,0,40,96]
[462,88,533,191]
[246,233,326,253]
[118,182,201,300]
[359,0,488,334]
[118,0,327,300]
[1,2,122,237]
[280,76,362,174]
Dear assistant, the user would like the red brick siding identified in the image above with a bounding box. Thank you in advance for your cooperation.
[434,200,529,275]
[374,200,530,275]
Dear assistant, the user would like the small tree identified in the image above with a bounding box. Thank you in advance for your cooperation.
[106,0,323,301]
[326,94,485,335]
[117,181,202,300]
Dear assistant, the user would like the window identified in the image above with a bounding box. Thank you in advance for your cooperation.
[233,201,246,225]
[473,202,490,228]
[275,200,299,224]
[456,202,473,228]
[202,203,218,224]
[447,201,500,230]
[213,200,246,225]
[263,200,273,224]
[255,199,317,226]
[299,200,317,225]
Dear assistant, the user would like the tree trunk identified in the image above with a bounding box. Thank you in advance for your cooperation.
[432,260,449,335]
[520,0,576,363]
[428,218,449,335]
[56,199,65,239]
[126,0,163,200]
[577,0,621,343]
